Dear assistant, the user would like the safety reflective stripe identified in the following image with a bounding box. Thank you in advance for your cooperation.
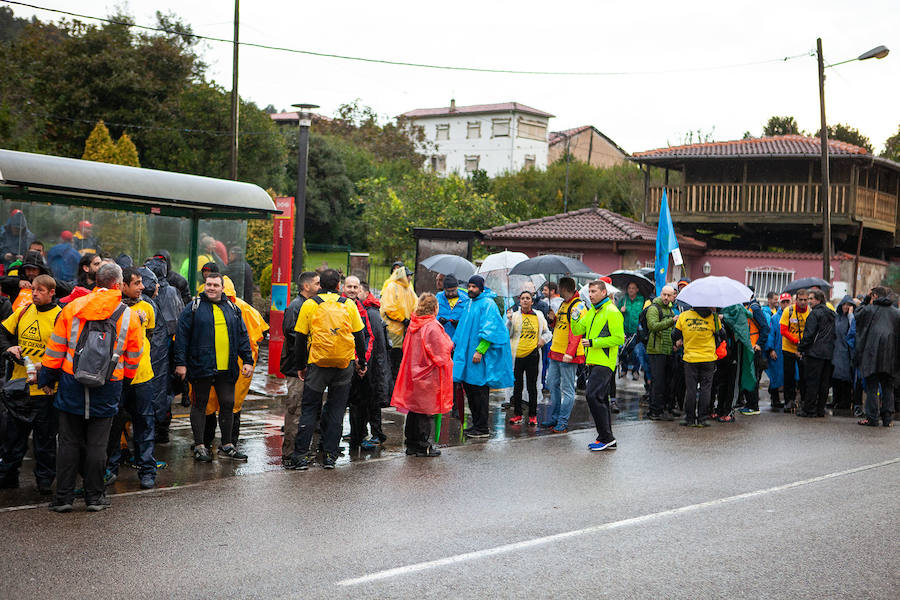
[68,317,81,347]
[124,350,141,359]
[124,361,140,370]
[113,307,132,378]
[44,348,65,358]
[50,333,67,346]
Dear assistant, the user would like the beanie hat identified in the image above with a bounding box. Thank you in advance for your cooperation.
[443,274,458,289]
[468,274,485,292]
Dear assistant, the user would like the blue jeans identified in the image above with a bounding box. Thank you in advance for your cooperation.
[546,359,577,428]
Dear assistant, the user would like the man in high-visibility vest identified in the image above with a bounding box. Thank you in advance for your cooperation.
[40,263,143,513]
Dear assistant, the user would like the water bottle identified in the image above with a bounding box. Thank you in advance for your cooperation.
[24,356,36,384]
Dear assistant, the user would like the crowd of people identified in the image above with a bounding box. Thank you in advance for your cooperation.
[2,241,897,510]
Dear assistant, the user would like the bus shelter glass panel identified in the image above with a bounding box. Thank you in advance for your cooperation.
[186,218,249,300]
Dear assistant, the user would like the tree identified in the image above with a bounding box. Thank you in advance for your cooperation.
[763,116,801,136]
[815,123,874,153]
[114,132,140,166]
[881,125,900,162]
[82,121,117,163]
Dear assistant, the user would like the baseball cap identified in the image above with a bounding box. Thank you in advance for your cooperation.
[779,292,792,302]
[60,230,73,241]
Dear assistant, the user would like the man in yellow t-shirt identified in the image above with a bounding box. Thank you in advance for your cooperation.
[286,269,367,470]
[673,307,723,426]
[105,267,160,489]
[0,274,60,493]
[779,289,809,413]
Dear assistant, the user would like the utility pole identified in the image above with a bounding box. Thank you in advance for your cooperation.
[229,0,240,180]
[292,103,318,282]
[817,37,831,282]
[563,133,571,212]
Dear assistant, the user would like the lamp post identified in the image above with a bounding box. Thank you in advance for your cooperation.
[292,103,319,282]
[816,39,889,282]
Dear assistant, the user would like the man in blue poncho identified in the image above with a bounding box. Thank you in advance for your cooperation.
[436,274,468,338]
[452,275,514,438]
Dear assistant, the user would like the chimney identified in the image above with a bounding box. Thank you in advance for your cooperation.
[449,98,456,112]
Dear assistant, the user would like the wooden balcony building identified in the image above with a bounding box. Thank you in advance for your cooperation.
[631,136,900,258]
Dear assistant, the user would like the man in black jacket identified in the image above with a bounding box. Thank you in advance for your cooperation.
[854,286,900,427]
[797,289,835,418]
[173,272,254,462]
[279,271,319,460]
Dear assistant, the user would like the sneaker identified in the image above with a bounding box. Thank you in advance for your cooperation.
[528,416,537,427]
[193,446,213,462]
[86,496,112,512]
[508,415,523,425]
[322,454,337,469]
[139,475,156,490]
[739,407,761,415]
[588,439,617,451]
[359,438,379,450]
[48,501,72,513]
[155,460,168,470]
[465,429,490,438]
[550,425,568,434]
[283,455,311,470]
[610,400,620,414]
[218,445,248,461]
[103,469,117,486]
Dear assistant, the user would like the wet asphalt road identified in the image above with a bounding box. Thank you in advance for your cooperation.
[1,377,899,599]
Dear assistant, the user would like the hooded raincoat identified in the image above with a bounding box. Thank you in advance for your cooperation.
[722,304,757,392]
[390,314,454,415]
[380,268,417,349]
[832,295,856,382]
[0,212,35,267]
[765,307,786,389]
[853,297,900,380]
[452,287,514,389]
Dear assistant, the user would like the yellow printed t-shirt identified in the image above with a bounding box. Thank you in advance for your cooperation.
[448,296,459,308]
[675,310,718,363]
[131,299,156,385]
[2,303,61,395]
[779,305,808,355]
[212,304,230,371]
[517,313,539,358]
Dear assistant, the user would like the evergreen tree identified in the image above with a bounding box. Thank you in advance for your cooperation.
[82,120,116,163]
[114,132,140,166]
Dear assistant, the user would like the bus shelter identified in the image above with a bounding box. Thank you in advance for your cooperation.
[0,149,277,294]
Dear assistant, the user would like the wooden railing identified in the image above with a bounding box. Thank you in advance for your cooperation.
[648,183,896,232]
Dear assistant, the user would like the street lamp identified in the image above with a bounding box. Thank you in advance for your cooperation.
[817,39,889,283]
[291,103,319,282]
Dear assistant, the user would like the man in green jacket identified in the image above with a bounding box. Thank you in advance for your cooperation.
[646,285,677,421]
[572,280,625,451]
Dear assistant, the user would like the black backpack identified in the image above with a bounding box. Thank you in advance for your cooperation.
[636,303,664,345]
[72,303,130,390]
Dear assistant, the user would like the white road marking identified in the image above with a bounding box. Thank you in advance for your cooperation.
[336,456,900,587]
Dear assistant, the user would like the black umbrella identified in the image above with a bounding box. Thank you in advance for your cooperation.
[782,277,832,294]
[609,269,655,299]
[508,254,591,276]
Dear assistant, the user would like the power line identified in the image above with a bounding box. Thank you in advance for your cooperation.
[3,1,813,76]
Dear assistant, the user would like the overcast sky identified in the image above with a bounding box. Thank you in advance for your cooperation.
[11,0,900,154]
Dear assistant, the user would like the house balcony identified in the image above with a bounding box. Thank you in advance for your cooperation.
[646,183,898,234]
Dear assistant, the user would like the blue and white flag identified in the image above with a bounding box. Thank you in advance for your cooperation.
[655,189,681,296]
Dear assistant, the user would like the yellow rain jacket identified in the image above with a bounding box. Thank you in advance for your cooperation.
[204,277,268,415]
[380,268,417,349]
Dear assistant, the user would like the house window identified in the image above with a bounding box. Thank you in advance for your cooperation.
[539,250,584,261]
[745,267,794,298]
[518,117,547,141]
[467,121,481,139]
[430,154,447,173]
[492,118,510,137]
[523,154,536,169]
[464,155,480,172]
[435,124,450,141]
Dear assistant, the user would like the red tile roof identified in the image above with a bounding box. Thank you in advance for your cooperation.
[482,207,705,248]
[705,249,824,260]
[401,102,553,119]
[632,135,869,161]
[548,125,592,145]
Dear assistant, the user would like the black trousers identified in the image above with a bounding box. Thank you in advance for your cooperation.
[56,411,113,505]
[203,411,241,448]
[647,353,674,416]
[684,361,716,424]
[585,365,614,443]
[864,373,894,423]
[404,411,432,451]
[190,373,235,447]
[713,357,738,416]
[783,352,806,408]
[0,395,56,485]
[294,365,353,457]
[348,372,384,444]
[463,383,490,433]
[672,353,686,410]
[803,357,831,416]
[512,349,540,417]
[389,348,403,383]
[831,379,852,410]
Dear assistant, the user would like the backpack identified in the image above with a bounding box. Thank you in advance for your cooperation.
[636,304,664,345]
[72,303,130,389]
[308,295,355,369]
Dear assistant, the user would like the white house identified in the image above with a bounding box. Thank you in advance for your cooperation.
[400,101,554,177]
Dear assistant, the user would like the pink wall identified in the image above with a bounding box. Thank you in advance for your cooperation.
[693,255,842,283]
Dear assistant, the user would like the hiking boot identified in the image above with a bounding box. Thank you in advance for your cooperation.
[218,445,248,462]
[48,501,73,513]
[283,455,311,470]
[139,474,156,490]
[86,496,112,512]
[322,454,338,469]
[193,446,213,463]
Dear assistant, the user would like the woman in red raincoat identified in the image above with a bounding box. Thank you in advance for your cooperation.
[391,293,454,457]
